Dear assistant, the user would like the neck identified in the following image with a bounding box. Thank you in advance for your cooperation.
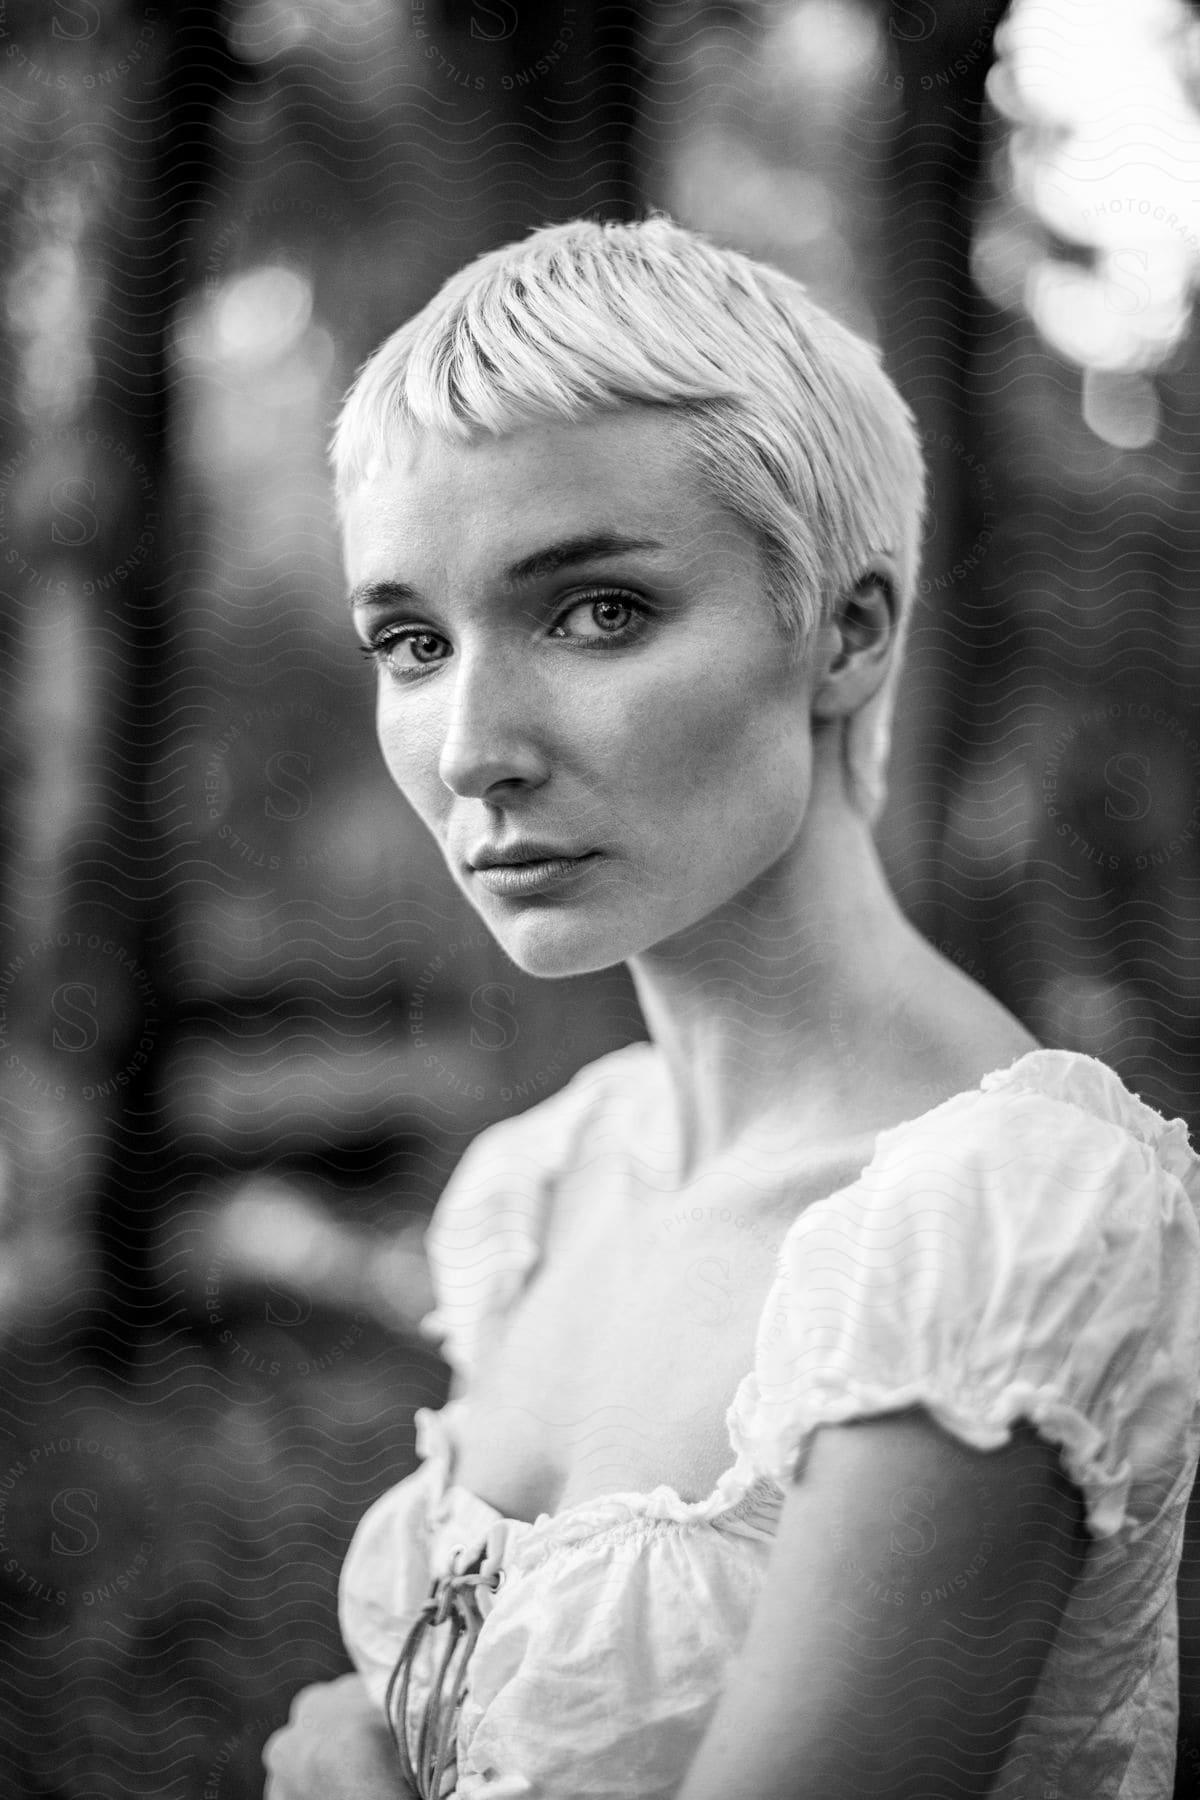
[626,758,926,1181]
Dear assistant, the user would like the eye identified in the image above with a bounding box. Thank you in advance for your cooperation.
[357,629,449,678]
[356,588,651,682]
[549,591,649,645]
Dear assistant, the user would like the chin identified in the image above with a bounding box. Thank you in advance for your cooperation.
[466,883,654,977]
[458,857,653,978]
[483,914,635,980]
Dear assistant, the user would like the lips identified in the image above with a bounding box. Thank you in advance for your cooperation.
[469,843,590,869]
[470,852,601,896]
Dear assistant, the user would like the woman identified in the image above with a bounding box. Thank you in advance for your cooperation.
[263,215,1200,1800]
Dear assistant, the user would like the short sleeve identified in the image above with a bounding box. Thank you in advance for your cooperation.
[416,1118,547,1384]
[337,1457,439,1709]
[743,1071,1200,1542]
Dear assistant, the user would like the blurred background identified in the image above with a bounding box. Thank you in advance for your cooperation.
[1,0,1199,1793]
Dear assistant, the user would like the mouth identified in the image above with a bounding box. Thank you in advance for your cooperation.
[470,852,601,897]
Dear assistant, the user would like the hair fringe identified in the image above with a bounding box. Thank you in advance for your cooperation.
[330,214,928,822]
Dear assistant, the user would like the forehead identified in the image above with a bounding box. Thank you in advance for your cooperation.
[340,410,746,583]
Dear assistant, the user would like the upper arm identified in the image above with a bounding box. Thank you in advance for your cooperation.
[1178,1467,1200,1749]
[677,1085,1198,1799]
[678,1406,1089,1800]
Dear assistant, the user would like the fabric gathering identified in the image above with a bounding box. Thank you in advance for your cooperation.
[340,1045,1200,1800]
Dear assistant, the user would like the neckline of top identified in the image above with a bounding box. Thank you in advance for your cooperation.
[423,1045,1195,1549]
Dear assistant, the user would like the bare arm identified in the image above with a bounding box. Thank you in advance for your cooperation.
[676,1407,1089,1800]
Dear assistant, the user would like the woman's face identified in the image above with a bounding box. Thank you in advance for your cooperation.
[343,409,829,977]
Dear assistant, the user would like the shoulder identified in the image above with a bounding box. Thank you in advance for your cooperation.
[895,1047,1200,1208]
[797,1047,1200,1279]
[750,1049,1200,1541]
[822,933,1039,1140]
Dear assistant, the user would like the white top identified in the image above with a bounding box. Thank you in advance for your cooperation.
[339,1046,1200,1800]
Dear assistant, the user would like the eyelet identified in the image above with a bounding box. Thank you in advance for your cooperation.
[491,1568,507,1591]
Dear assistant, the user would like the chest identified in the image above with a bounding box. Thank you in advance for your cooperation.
[449,1142,875,1522]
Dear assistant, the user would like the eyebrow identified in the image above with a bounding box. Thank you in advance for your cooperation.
[346,532,667,612]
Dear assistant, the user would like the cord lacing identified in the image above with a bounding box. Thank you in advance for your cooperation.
[385,1544,505,1799]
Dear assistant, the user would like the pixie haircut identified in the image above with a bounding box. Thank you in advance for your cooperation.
[331,214,927,822]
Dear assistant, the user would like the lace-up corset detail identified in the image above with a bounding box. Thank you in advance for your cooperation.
[386,1541,507,1799]
[340,1045,1200,1800]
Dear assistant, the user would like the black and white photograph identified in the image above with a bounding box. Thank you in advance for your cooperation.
[0,2,1198,1796]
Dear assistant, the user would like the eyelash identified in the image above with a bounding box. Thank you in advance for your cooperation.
[357,589,652,680]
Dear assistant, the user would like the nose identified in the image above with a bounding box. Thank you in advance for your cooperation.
[437,645,550,798]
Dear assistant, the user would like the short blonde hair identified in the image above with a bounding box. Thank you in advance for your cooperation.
[331,214,927,822]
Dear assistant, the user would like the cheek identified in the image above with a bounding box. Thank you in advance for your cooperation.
[375,699,439,804]
[618,676,800,807]
[617,681,814,894]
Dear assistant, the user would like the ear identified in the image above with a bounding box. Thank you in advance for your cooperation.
[811,561,899,721]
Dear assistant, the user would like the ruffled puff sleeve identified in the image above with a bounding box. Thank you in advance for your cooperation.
[339,1105,556,1708]
[414,1054,616,1383]
[414,1116,550,1387]
[741,1059,1200,1544]
[337,1409,448,1709]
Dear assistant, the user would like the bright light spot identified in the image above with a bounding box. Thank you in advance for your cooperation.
[990,0,1195,131]
[217,1178,340,1285]
[776,0,881,91]
[1025,255,1187,371]
[990,0,1200,375]
[5,242,94,421]
[1081,366,1161,448]
[211,265,313,367]
[1027,261,1138,368]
